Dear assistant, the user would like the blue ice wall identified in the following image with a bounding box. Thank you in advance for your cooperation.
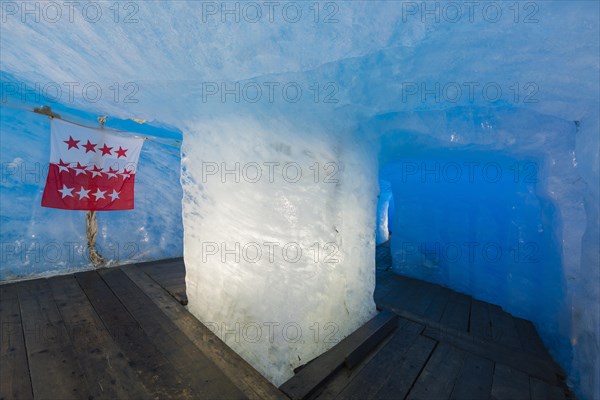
[0,75,184,280]
[367,105,597,398]
[383,149,564,324]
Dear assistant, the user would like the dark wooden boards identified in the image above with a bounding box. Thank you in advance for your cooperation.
[344,311,400,369]
[529,377,567,400]
[120,264,284,400]
[449,353,494,400]
[407,342,466,400]
[423,326,564,385]
[97,267,245,399]
[0,264,289,400]
[0,284,33,400]
[491,363,530,400]
[47,274,151,399]
[138,258,188,305]
[0,249,574,400]
[75,270,193,399]
[335,319,427,399]
[17,279,91,399]
[280,311,399,400]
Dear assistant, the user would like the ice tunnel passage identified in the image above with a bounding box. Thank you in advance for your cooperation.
[1,1,598,398]
[366,106,598,397]
[378,147,565,330]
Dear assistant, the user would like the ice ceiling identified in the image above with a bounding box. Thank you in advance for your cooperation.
[1,1,598,398]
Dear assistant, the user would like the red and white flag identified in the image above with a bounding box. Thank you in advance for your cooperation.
[42,119,144,211]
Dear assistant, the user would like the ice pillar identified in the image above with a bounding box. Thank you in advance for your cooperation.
[181,115,377,385]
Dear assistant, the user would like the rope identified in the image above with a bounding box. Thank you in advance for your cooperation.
[0,103,182,149]
[86,210,105,266]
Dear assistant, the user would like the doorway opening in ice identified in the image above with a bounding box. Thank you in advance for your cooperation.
[378,148,565,331]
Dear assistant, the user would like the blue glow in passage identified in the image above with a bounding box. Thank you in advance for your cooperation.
[380,149,565,331]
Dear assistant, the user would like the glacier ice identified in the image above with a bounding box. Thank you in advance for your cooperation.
[180,111,377,385]
[376,179,393,245]
[1,1,598,398]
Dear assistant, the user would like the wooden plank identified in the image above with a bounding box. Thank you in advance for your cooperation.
[142,262,186,280]
[470,300,493,340]
[280,310,399,400]
[17,279,92,399]
[165,285,188,305]
[488,304,522,350]
[491,363,530,400]
[47,275,152,399]
[121,264,284,400]
[373,271,396,303]
[0,284,33,400]
[423,326,564,385]
[380,276,421,310]
[75,270,192,399]
[514,318,548,358]
[97,267,245,399]
[144,265,185,279]
[135,257,185,269]
[370,335,437,400]
[344,312,399,369]
[398,280,438,316]
[335,319,424,399]
[529,377,566,400]
[406,342,466,400]
[422,286,453,322]
[310,322,400,400]
[440,293,471,332]
[449,353,494,400]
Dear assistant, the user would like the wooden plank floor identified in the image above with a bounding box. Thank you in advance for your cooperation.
[0,263,284,400]
[1,244,574,400]
[281,241,574,400]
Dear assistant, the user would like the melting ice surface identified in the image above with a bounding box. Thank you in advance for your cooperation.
[1,1,598,397]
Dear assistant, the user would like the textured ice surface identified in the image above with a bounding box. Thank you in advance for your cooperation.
[376,180,393,245]
[181,111,377,385]
[1,1,598,397]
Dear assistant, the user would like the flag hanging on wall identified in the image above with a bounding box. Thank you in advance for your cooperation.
[41,118,144,210]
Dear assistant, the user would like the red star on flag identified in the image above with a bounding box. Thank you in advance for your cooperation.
[63,136,80,150]
[115,146,128,158]
[64,136,80,149]
[99,144,113,156]
[83,140,97,153]
[42,119,144,211]
[57,159,70,173]
[90,165,104,178]
[106,167,119,180]
[74,162,88,176]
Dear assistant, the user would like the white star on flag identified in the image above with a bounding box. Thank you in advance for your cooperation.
[105,167,119,180]
[93,188,106,200]
[89,165,103,178]
[76,187,91,199]
[58,184,74,198]
[57,159,70,173]
[108,190,120,201]
[74,163,88,176]
[42,119,144,210]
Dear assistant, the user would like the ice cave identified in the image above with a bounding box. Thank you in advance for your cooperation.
[0,2,598,399]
